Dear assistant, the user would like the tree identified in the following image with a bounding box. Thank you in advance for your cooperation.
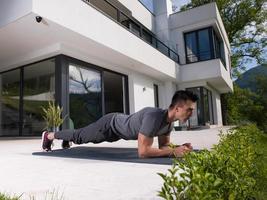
[254,74,267,131]
[222,84,263,124]
[180,0,267,77]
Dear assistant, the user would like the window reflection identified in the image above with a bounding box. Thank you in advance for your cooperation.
[103,71,125,114]
[23,59,55,136]
[69,64,102,128]
[0,70,20,136]
[198,29,211,60]
[185,32,198,62]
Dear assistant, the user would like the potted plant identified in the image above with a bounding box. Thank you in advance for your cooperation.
[41,101,66,132]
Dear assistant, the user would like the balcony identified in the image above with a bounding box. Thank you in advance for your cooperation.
[177,59,233,93]
[83,0,179,63]
[169,2,230,67]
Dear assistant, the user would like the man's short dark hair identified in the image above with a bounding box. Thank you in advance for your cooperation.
[169,90,198,108]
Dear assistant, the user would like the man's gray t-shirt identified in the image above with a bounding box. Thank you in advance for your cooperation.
[110,107,174,140]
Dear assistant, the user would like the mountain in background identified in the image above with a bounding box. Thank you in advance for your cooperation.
[235,64,267,92]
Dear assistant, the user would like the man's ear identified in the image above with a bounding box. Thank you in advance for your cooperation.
[175,102,184,112]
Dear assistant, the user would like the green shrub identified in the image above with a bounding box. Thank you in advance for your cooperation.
[0,193,20,200]
[158,124,263,200]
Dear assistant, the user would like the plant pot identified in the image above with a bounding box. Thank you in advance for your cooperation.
[48,127,59,132]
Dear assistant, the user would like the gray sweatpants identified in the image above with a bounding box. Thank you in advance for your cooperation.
[54,113,121,144]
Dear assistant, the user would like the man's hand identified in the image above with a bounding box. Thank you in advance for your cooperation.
[173,143,193,157]
[182,143,193,150]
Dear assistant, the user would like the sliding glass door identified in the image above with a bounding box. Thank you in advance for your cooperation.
[68,61,128,129]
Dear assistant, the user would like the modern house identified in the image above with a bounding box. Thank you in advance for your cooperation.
[0,0,233,137]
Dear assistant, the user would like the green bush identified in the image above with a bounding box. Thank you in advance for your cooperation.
[0,193,20,200]
[158,124,263,200]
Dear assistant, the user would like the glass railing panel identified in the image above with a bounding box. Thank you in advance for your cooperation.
[157,40,169,56]
[170,50,179,63]
[129,20,141,37]
[141,29,153,44]
[119,12,130,29]
[89,0,117,21]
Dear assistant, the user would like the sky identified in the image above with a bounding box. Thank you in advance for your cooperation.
[139,0,191,13]
[172,0,191,11]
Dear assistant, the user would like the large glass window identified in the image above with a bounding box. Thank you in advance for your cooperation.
[69,64,102,128]
[103,71,125,114]
[23,59,55,136]
[0,69,20,136]
[185,27,225,64]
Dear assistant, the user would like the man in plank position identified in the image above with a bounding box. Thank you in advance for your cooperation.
[42,90,198,158]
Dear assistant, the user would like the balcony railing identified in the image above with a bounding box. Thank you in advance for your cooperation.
[83,0,179,63]
[186,51,226,69]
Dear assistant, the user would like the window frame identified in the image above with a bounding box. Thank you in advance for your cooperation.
[184,27,226,67]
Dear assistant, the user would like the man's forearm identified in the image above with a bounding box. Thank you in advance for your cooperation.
[138,146,173,158]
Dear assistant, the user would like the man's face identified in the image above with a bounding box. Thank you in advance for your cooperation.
[175,100,196,123]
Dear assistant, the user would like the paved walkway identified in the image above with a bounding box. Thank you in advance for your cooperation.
[0,127,229,200]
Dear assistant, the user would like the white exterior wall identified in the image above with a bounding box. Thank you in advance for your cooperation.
[162,81,177,108]
[128,72,176,113]
[153,0,173,47]
[0,0,32,28]
[118,0,155,32]
[213,91,223,126]
[128,73,156,113]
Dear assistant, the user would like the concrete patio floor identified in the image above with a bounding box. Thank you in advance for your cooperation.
[0,127,230,200]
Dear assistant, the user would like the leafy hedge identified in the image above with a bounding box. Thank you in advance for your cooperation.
[158,125,263,200]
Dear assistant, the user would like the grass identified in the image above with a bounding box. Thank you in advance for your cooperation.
[0,193,20,200]
[255,132,267,199]
[0,188,64,200]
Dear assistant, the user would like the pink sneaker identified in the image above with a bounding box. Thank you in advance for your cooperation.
[41,131,53,151]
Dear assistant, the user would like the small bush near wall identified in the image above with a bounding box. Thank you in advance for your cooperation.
[158,125,265,200]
